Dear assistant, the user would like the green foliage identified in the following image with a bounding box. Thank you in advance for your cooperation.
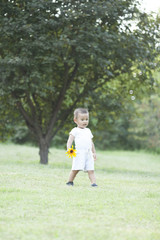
[128,94,160,152]
[10,126,36,144]
[0,0,160,162]
[0,94,23,141]
[125,71,160,152]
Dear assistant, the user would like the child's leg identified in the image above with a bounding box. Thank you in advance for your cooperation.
[68,170,79,182]
[88,170,96,184]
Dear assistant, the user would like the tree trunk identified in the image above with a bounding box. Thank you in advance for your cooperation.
[39,138,49,164]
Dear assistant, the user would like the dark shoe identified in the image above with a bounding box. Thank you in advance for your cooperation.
[66,181,74,186]
[91,183,98,187]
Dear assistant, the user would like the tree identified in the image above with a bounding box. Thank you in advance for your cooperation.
[0,0,159,164]
[128,71,160,152]
[127,95,160,151]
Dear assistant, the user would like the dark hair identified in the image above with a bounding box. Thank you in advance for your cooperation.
[74,108,89,119]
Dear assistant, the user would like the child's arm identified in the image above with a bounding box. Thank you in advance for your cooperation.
[92,140,97,161]
[67,134,75,150]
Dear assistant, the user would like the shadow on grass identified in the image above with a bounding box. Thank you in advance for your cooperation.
[98,167,160,178]
[49,163,160,178]
[50,162,71,169]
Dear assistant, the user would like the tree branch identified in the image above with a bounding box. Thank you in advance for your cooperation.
[49,98,79,141]
[32,93,42,125]
[49,78,99,141]
[45,62,79,142]
[16,98,42,139]
[16,101,37,135]
[26,93,43,135]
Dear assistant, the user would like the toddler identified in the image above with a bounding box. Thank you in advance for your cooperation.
[66,108,98,187]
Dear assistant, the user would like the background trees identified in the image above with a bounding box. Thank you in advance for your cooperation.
[128,71,160,152]
[0,0,159,164]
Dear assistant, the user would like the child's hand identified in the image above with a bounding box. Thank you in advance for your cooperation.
[93,153,97,161]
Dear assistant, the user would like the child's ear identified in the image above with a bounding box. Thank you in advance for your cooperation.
[74,118,77,123]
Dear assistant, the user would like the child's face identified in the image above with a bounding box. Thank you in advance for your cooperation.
[74,113,89,129]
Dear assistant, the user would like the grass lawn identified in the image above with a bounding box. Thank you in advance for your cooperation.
[0,143,160,240]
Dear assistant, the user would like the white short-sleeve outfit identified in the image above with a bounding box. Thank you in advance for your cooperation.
[70,127,94,171]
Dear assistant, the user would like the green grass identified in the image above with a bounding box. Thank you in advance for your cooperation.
[0,143,160,240]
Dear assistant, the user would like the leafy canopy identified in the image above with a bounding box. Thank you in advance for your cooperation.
[0,0,159,162]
